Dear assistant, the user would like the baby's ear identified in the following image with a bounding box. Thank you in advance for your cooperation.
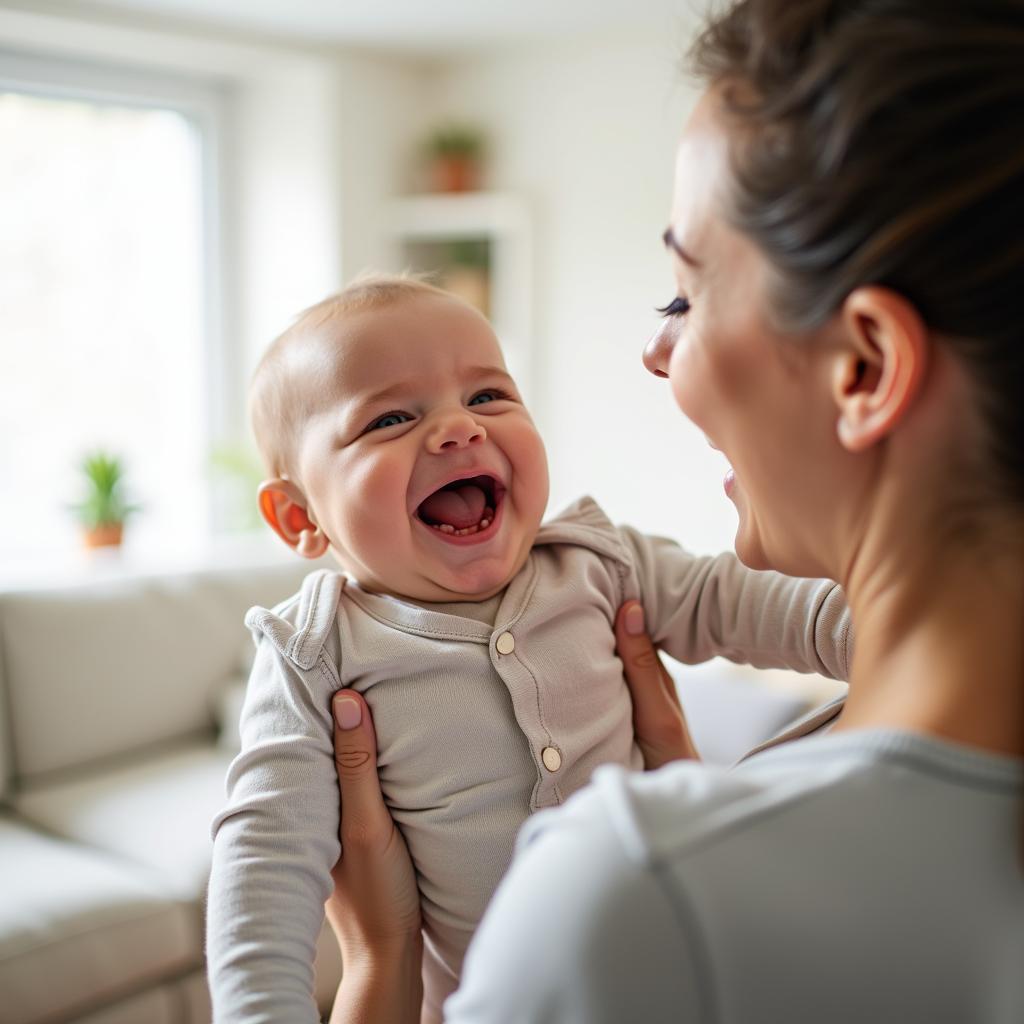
[257,479,329,559]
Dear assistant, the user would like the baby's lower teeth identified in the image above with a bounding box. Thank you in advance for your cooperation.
[431,506,495,535]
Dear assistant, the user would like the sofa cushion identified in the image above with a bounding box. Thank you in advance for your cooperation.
[0,639,10,801]
[666,656,822,765]
[15,741,235,902]
[0,814,197,1024]
[0,564,311,785]
[14,739,347,1017]
[213,675,249,753]
[72,983,182,1024]
[71,971,209,1024]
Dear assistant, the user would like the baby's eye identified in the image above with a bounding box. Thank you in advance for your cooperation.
[656,296,691,318]
[468,388,510,406]
[367,411,412,431]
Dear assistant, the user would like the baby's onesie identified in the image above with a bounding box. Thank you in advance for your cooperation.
[206,497,851,1023]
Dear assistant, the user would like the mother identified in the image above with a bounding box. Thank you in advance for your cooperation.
[326,1,1024,1020]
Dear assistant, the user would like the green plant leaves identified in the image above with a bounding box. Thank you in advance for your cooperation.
[70,451,139,527]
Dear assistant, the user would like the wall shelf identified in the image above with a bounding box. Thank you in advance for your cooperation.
[386,191,534,393]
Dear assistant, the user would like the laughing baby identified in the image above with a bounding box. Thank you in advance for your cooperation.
[206,275,851,1023]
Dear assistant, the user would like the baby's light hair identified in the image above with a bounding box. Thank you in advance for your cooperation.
[249,272,451,485]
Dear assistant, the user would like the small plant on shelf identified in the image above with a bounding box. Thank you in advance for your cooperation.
[71,451,139,549]
[424,125,485,192]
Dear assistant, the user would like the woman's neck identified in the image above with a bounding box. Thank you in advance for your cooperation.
[837,518,1024,757]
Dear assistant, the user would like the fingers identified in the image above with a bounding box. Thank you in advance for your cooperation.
[615,601,699,766]
[332,690,390,852]
[615,601,679,709]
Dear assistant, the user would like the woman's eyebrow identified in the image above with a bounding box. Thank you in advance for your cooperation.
[662,227,702,268]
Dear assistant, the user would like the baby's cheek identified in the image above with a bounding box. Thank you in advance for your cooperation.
[347,457,408,536]
[515,428,550,515]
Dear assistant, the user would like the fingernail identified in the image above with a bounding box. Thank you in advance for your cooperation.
[334,695,362,730]
[625,603,645,636]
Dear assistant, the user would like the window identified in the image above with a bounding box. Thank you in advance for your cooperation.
[0,54,230,573]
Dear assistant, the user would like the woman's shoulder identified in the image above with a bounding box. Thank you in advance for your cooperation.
[449,734,1024,1023]
[562,731,1024,869]
[448,760,801,1024]
[445,762,717,1023]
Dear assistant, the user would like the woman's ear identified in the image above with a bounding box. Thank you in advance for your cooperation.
[830,286,929,452]
[257,479,329,559]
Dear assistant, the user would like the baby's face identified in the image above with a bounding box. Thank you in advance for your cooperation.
[295,293,550,601]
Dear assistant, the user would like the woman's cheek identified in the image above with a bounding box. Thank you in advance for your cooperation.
[668,338,712,432]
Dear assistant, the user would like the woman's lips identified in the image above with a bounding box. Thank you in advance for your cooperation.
[724,467,736,497]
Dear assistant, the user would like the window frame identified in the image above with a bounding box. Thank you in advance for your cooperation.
[0,48,236,531]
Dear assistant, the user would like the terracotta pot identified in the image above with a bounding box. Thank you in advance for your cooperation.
[83,523,124,549]
[432,154,478,193]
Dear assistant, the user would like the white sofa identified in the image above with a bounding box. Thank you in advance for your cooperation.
[0,560,343,1024]
[0,558,820,1024]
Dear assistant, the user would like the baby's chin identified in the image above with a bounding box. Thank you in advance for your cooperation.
[368,552,528,604]
[410,561,522,603]
[343,516,543,603]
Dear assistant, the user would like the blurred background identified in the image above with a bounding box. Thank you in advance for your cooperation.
[0,0,740,583]
[0,11,846,1021]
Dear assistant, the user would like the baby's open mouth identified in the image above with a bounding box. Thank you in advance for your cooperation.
[417,475,499,537]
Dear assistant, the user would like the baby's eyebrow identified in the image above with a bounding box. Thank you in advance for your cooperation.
[349,380,420,410]
[465,365,515,382]
[351,366,515,412]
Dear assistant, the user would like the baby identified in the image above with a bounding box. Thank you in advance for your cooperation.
[206,275,851,1023]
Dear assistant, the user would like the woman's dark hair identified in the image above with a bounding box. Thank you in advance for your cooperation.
[690,0,1024,506]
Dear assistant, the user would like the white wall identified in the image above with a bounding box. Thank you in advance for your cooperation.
[2,5,739,556]
[429,25,738,554]
[0,3,429,434]
[333,52,433,279]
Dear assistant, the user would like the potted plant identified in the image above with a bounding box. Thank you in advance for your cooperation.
[424,125,485,193]
[440,238,491,315]
[71,451,139,549]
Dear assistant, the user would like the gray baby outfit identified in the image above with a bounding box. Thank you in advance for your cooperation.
[206,497,851,1022]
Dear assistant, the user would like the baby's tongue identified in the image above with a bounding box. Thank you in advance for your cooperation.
[420,484,487,529]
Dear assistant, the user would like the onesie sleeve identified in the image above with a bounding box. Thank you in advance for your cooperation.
[618,525,851,680]
[205,578,343,1023]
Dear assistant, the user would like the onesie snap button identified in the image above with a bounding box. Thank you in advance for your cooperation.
[541,746,562,772]
[495,631,515,655]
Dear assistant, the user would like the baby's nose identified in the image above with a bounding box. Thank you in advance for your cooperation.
[427,411,487,453]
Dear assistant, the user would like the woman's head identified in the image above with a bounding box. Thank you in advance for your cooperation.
[647,0,1024,580]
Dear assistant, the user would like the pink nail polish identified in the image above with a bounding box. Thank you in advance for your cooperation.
[334,695,362,730]
[625,604,645,636]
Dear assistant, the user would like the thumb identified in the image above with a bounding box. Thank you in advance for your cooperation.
[331,689,388,839]
[614,601,662,673]
[614,600,683,715]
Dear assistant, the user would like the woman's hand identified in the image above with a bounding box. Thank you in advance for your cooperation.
[614,601,701,768]
[326,690,422,1024]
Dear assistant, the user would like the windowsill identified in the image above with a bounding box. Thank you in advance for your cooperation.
[0,531,309,592]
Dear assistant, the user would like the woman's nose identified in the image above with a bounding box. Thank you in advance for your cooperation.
[643,319,677,378]
[427,411,487,453]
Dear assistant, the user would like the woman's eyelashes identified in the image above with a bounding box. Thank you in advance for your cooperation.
[656,296,691,318]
